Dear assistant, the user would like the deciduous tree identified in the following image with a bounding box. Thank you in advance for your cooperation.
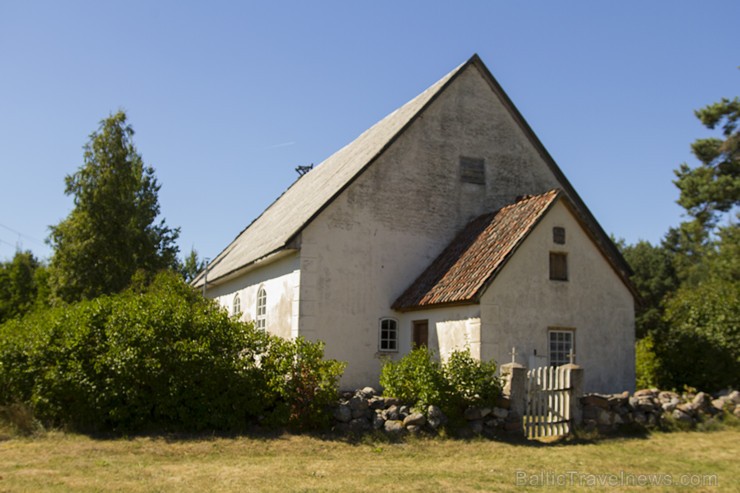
[48,111,179,302]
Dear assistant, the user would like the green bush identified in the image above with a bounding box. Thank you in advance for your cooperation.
[0,272,344,432]
[380,347,501,418]
[260,337,346,431]
[644,278,740,392]
[635,334,662,389]
[379,347,448,410]
[443,349,501,408]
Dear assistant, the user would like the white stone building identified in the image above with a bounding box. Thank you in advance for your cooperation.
[193,55,637,393]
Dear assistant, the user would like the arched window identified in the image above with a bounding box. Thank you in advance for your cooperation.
[256,287,267,330]
[232,293,241,316]
[379,318,398,352]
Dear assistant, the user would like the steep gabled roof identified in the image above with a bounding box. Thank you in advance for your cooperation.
[392,190,561,311]
[194,54,634,288]
[192,59,468,287]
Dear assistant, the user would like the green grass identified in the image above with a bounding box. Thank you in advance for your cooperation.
[0,428,737,492]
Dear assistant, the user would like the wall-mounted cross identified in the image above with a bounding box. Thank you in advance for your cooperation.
[568,348,576,365]
[510,346,517,364]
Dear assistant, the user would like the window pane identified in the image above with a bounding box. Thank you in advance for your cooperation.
[553,227,566,245]
[379,319,397,352]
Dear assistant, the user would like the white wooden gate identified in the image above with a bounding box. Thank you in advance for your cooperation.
[524,365,572,439]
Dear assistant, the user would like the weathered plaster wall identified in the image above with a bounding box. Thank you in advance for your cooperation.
[299,65,564,389]
[371,305,482,361]
[479,200,635,393]
[208,253,300,340]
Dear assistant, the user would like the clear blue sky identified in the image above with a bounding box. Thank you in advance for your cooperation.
[1,1,738,262]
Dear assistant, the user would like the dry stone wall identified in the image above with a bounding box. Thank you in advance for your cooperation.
[330,387,519,437]
[580,389,740,432]
[330,386,739,437]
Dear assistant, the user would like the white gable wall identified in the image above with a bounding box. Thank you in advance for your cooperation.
[208,252,300,340]
[298,65,567,389]
[479,200,635,393]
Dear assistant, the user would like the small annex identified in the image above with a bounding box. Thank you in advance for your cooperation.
[193,54,637,393]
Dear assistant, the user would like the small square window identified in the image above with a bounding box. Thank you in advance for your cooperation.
[553,227,565,245]
[549,252,568,281]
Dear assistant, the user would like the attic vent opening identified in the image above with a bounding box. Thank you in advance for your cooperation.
[553,227,566,244]
[460,157,485,185]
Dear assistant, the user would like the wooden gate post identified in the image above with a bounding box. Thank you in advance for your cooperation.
[501,362,527,420]
[563,363,584,425]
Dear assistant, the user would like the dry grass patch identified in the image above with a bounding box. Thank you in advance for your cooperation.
[0,429,738,492]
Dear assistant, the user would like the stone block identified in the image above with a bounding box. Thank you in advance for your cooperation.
[492,407,509,419]
[597,408,613,426]
[403,412,426,427]
[349,418,370,433]
[333,404,351,423]
[582,394,610,409]
[672,409,693,424]
[634,389,657,398]
[384,420,405,434]
[359,386,377,398]
[469,420,484,435]
[368,397,386,410]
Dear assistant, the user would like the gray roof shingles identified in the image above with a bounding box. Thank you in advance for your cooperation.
[192,60,467,287]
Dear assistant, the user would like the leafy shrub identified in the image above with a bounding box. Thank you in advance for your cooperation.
[443,349,501,408]
[635,334,662,389]
[260,337,346,431]
[379,347,448,410]
[380,347,501,418]
[0,272,344,432]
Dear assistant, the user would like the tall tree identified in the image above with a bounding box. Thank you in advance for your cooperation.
[48,111,180,302]
[668,92,739,286]
[673,96,739,230]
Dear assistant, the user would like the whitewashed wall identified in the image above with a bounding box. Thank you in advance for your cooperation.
[207,253,300,340]
[479,200,636,393]
[298,65,563,389]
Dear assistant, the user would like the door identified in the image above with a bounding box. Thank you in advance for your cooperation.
[412,320,429,348]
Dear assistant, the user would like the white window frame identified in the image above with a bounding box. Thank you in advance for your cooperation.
[256,286,267,330]
[378,318,398,352]
[548,328,575,367]
[232,293,241,316]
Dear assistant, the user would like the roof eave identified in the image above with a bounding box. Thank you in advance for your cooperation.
[192,247,298,290]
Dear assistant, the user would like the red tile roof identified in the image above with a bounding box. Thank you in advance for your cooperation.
[392,190,561,311]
